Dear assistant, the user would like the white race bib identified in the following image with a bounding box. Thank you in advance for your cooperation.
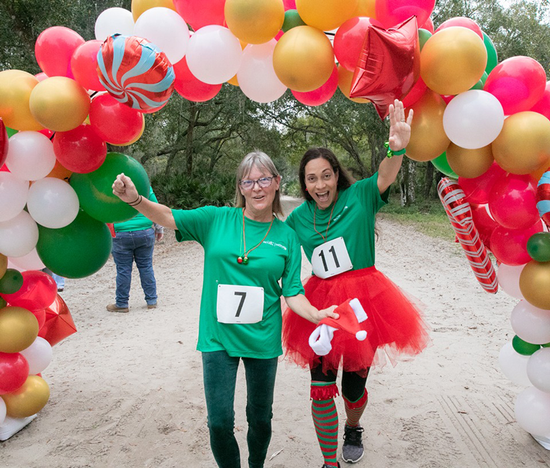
[311,237,353,279]
[216,284,265,324]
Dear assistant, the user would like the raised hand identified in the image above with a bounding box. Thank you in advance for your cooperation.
[388,99,414,151]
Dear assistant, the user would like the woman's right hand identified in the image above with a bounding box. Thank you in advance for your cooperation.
[112,173,139,203]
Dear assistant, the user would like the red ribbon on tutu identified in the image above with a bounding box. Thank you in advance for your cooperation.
[437,177,498,294]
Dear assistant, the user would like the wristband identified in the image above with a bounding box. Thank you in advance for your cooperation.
[127,195,143,206]
[384,141,406,158]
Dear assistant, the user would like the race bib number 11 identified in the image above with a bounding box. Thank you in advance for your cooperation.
[216,284,264,324]
[311,237,353,279]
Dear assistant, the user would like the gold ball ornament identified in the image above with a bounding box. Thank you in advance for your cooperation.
[420,27,487,96]
[446,143,494,178]
[296,0,358,31]
[225,0,285,45]
[337,66,370,104]
[406,90,450,162]
[0,70,44,131]
[29,77,91,132]
[3,375,50,418]
[0,306,39,353]
[353,0,376,18]
[520,260,550,310]
[273,26,334,92]
[131,0,177,21]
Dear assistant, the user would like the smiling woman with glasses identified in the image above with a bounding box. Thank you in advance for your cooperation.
[111,150,338,468]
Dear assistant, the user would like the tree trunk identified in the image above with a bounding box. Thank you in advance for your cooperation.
[186,102,197,176]
[424,162,435,199]
[399,158,416,206]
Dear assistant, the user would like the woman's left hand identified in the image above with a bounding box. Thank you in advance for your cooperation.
[388,99,414,151]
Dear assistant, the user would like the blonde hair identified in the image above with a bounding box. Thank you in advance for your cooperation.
[234,151,283,217]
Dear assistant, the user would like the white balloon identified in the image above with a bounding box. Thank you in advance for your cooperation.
[515,386,550,436]
[527,347,550,393]
[186,26,243,85]
[237,41,287,104]
[27,178,80,229]
[5,132,56,181]
[511,300,550,345]
[0,172,29,222]
[498,341,531,387]
[94,7,135,41]
[134,7,189,64]
[0,211,39,258]
[497,263,525,300]
[20,337,53,375]
[0,398,6,427]
[9,248,45,271]
[443,90,505,149]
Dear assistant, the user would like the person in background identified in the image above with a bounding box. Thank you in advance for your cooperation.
[107,186,163,313]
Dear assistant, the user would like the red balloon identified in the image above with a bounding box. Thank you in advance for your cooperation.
[31,308,47,330]
[39,128,54,139]
[0,271,57,311]
[490,220,543,266]
[470,203,498,250]
[0,118,8,167]
[283,0,297,9]
[0,352,29,395]
[421,16,434,33]
[38,294,77,346]
[35,26,85,78]
[435,17,483,39]
[35,72,48,82]
[173,0,226,31]
[53,125,107,174]
[488,173,540,230]
[459,162,505,205]
[292,65,338,106]
[402,75,427,108]
[530,81,550,121]
[89,94,144,145]
[71,40,105,92]
[173,57,222,102]
[350,16,420,119]
[484,56,547,115]
[334,17,383,72]
[376,0,436,29]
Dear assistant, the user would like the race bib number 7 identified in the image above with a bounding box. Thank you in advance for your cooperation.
[216,284,265,324]
[311,237,353,279]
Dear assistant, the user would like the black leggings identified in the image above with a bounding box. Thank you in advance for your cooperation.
[311,361,369,402]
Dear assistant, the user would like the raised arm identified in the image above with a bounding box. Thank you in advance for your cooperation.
[377,99,414,194]
[112,173,177,230]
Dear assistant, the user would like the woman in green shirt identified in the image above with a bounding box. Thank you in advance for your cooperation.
[282,100,430,467]
[112,151,337,468]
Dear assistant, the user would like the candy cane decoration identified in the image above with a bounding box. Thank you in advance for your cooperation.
[437,178,498,294]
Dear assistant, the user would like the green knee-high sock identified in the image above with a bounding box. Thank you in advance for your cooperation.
[311,398,339,467]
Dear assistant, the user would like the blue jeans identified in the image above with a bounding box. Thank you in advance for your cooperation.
[202,351,278,468]
[111,228,157,308]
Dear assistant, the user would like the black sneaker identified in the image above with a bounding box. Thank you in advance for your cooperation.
[342,425,364,463]
[322,463,340,468]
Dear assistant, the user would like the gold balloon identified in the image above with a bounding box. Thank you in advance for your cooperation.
[354,0,376,18]
[446,143,494,178]
[519,260,550,310]
[29,77,90,132]
[225,0,285,45]
[406,90,450,162]
[420,27,487,96]
[0,70,44,131]
[131,0,177,21]
[3,376,50,418]
[492,111,550,175]
[227,74,240,87]
[0,254,7,279]
[0,306,39,353]
[337,65,370,104]
[296,0,358,31]
[273,26,334,92]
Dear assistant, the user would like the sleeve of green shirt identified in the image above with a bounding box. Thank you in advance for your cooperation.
[355,172,389,216]
[172,205,218,245]
[281,229,305,298]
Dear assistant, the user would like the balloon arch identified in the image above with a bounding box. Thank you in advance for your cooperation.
[1,0,550,444]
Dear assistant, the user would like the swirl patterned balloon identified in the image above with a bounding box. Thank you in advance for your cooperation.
[97,34,175,113]
[536,171,550,228]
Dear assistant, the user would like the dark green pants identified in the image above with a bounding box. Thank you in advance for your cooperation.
[202,351,278,468]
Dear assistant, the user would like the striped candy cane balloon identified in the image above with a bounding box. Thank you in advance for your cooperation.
[536,171,550,228]
[97,34,175,113]
[438,177,498,294]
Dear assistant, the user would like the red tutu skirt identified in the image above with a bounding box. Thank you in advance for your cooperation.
[282,266,430,376]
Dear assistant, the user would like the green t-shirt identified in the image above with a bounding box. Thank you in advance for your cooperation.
[286,173,388,270]
[172,206,305,358]
[113,187,158,232]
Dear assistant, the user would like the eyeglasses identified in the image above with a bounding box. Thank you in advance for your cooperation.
[239,176,274,190]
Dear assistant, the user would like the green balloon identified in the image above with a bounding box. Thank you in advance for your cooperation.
[512,335,541,356]
[0,268,23,294]
[418,28,432,51]
[483,32,498,74]
[36,210,112,279]
[527,232,550,262]
[70,152,150,223]
[6,126,18,138]
[543,342,550,348]
[431,152,458,178]
[0,297,6,308]
[470,72,488,90]
[282,9,306,32]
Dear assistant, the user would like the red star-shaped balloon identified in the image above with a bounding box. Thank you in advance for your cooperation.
[0,118,8,167]
[350,16,420,119]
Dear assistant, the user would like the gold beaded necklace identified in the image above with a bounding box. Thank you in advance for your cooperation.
[237,208,274,265]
